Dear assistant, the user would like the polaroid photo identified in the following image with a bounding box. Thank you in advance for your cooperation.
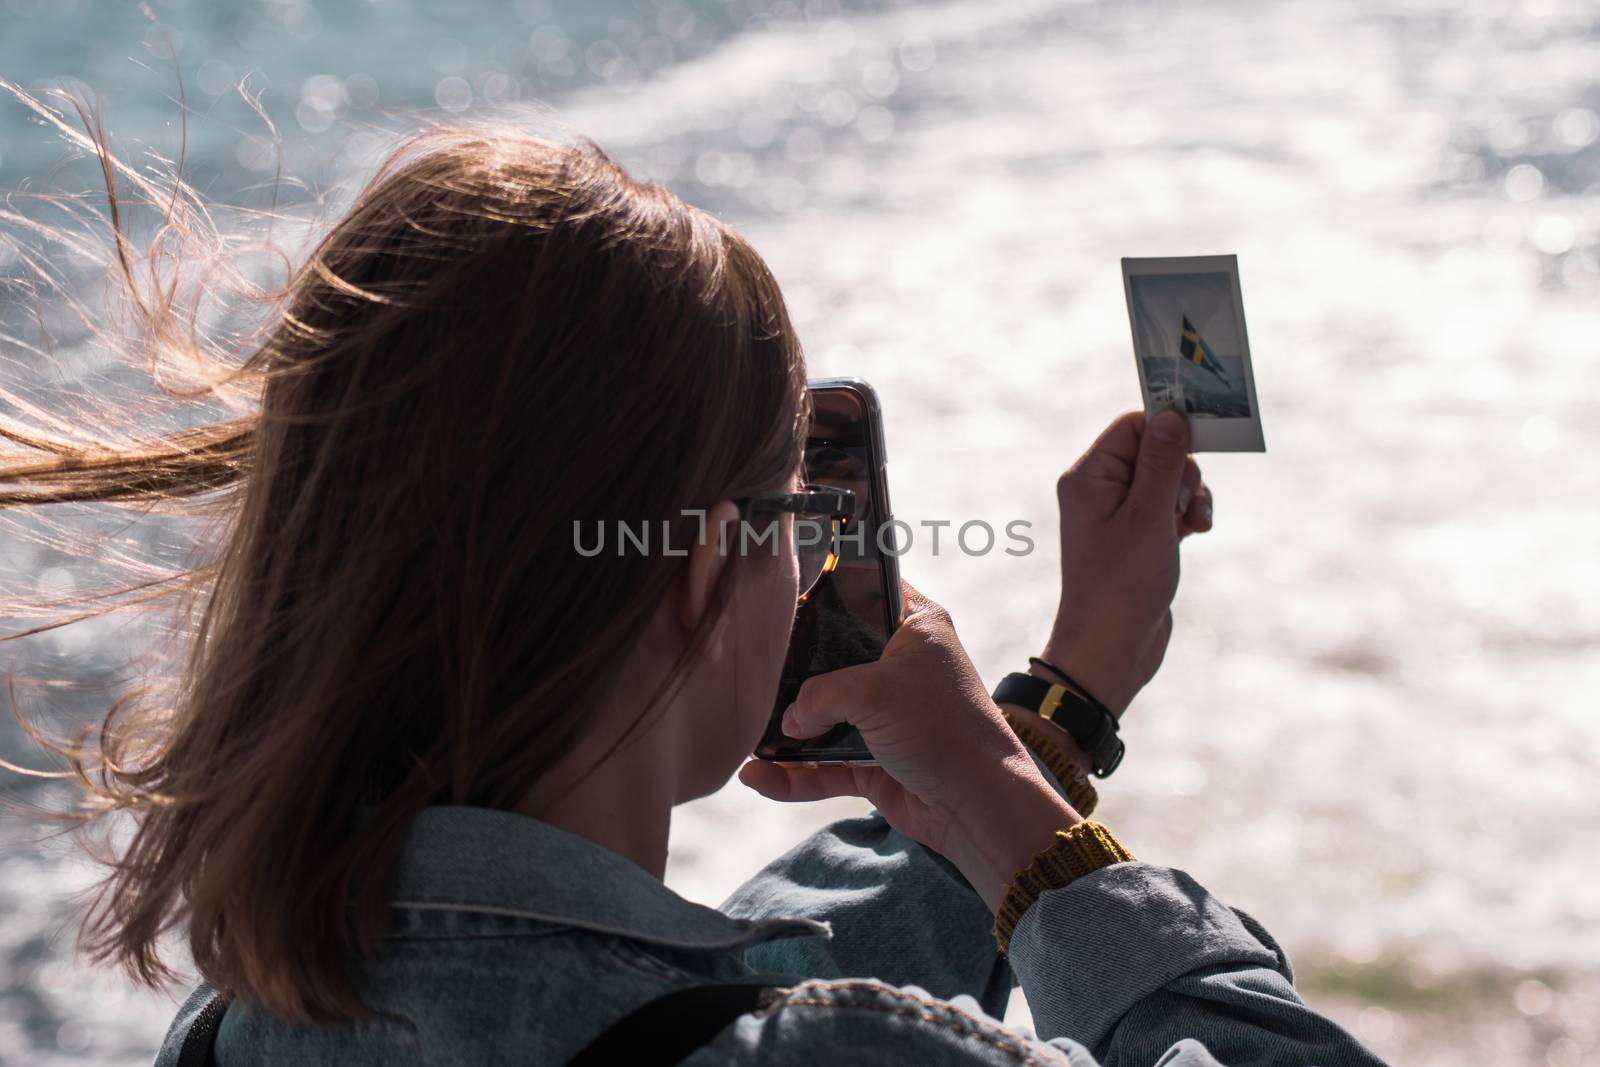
[1121,254,1266,452]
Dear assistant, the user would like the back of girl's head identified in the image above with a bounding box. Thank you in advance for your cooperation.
[0,115,807,1021]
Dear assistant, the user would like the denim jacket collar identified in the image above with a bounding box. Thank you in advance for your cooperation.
[385,805,833,953]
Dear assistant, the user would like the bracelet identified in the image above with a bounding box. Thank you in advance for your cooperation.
[1000,709,1098,817]
[993,820,1135,955]
[1027,656,1107,709]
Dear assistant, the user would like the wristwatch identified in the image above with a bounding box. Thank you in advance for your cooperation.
[992,672,1125,778]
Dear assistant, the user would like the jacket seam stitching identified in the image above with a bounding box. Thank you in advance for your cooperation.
[388,900,823,952]
[381,929,565,943]
[600,939,706,985]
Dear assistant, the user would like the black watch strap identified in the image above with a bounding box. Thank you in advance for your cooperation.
[992,672,1125,778]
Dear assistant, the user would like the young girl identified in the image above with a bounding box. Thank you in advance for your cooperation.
[0,113,1382,1066]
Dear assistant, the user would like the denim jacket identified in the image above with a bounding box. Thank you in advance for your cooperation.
[153,800,1386,1066]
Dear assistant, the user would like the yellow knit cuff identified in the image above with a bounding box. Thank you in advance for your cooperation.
[993,820,1135,955]
[1002,710,1098,817]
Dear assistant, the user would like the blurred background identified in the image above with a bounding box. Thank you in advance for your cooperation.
[1,0,1597,1064]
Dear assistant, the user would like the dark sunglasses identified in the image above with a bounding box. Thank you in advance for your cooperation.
[735,484,857,603]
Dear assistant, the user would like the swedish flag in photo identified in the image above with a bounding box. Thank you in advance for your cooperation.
[1179,315,1230,384]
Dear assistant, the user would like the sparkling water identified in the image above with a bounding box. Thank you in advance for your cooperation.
[2,1,1598,1064]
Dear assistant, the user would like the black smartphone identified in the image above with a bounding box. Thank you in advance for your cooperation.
[753,377,901,766]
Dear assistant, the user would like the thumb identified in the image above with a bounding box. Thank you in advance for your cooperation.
[1129,409,1190,519]
[782,657,885,738]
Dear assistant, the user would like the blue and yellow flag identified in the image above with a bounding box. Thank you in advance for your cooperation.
[1179,315,1230,384]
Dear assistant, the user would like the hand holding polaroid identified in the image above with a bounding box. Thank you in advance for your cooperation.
[1121,254,1266,452]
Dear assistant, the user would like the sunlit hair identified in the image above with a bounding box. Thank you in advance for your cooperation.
[0,83,808,1022]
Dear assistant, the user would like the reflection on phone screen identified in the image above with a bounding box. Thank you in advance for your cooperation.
[756,394,894,762]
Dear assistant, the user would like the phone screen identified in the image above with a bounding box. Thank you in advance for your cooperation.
[754,382,898,763]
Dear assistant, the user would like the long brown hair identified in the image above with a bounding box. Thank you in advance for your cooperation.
[0,87,807,1022]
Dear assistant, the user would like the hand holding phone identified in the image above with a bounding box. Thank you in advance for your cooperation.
[739,579,1079,910]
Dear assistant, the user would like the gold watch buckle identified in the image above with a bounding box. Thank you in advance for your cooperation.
[1038,683,1066,723]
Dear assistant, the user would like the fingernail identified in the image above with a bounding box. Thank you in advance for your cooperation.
[1177,486,1194,514]
[1152,411,1185,444]
[780,704,798,736]
[1203,499,1213,525]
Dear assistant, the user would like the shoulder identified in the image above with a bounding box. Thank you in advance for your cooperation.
[694,978,1094,1067]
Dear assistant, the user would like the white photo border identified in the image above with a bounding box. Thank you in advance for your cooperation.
[1121,254,1266,453]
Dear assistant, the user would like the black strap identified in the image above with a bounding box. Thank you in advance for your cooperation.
[174,990,229,1067]
[993,671,1124,777]
[566,981,791,1067]
[168,980,786,1067]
